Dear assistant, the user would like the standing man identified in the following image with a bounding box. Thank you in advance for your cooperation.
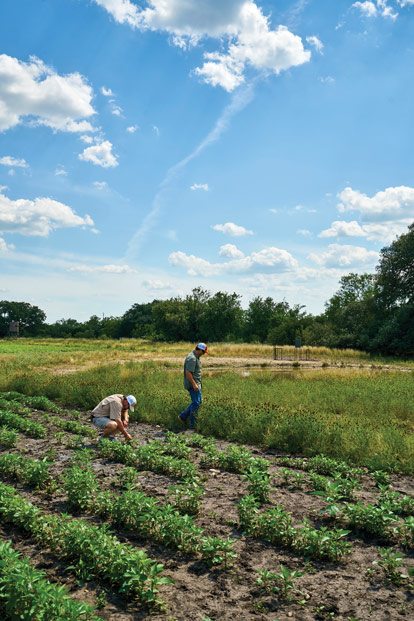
[91,394,136,442]
[179,343,207,430]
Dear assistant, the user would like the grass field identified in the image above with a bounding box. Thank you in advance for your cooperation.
[0,339,413,474]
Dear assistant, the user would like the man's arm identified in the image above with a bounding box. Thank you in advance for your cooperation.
[185,369,199,391]
[116,417,132,440]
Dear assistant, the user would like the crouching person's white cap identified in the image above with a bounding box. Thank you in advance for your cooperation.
[126,395,137,411]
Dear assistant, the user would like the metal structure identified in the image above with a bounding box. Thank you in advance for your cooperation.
[273,346,311,361]
[8,321,20,337]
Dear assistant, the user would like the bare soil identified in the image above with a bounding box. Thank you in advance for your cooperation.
[1,408,413,621]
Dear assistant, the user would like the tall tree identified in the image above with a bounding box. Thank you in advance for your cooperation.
[0,301,46,337]
[376,223,414,309]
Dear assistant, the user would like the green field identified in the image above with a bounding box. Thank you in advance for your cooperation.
[0,339,413,473]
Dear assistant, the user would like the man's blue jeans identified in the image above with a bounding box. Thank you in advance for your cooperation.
[179,387,202,429]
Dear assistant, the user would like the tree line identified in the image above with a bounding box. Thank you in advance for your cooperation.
[1,223,413,355]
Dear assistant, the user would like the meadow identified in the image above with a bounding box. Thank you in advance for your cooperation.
[0,339,413,474]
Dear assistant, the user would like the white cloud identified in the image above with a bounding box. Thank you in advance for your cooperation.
[0,185,7,192]
[0,237,13,253]
[0,54,95,133]
[320,219,411,243]
[219,243,245,259]
[68,263,134,274]
[297,228,312,237]
[152,125,160,136]
[190,183,209,191]
[0,156,28,168]
[319,220,366,238]
[352,1,398,19]
[251,247,298,268]
[79,140,118,168]
[142,279,172,290]
[306,35,324,54]
[127,124,139,133]
[319,76,335,85]
[101,85,114,96]
[93,1,311,92]
[80,134,94,144]
[110,103,124,117]
[308,243,379,268]
[55,166,68,177]
[338,185,414,220]
[169,244,297,276]
[212,221,253,237]
[0,191,94,237]
[93,181,108,190]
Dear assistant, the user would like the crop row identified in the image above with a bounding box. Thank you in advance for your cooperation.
[0,453,51,488]
[64,465,236,567]
[0,408,46,438]
[98,438,198,480]
[0,539,102,621]
[327,501,414,548]
[0,391,62,413]
[238,495,351,561]
[0,482,169,604]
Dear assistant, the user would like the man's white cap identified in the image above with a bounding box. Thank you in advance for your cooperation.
[126,395,137,411]
[196,342,208,352]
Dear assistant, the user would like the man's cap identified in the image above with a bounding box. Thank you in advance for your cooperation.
[126,395,137,411]
[196,342,208,352]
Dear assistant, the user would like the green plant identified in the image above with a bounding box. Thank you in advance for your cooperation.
[0,427,18,448]
[168,480,204,515]
[256,564,303,599]
[200,536,237,569]
[64,466,99,512]
[0,539,102,621]
[373,547,409,586]
[244,465,271,504]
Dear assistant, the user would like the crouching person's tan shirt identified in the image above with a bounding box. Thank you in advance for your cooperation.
[92,394,124,420]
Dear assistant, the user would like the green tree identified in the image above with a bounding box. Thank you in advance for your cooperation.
[376,223,414,309]
[244,296,278,342]
[0,301,46,337]
[118,302,155,338]
[201,291,243,341]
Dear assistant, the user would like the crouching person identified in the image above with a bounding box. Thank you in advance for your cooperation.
[91,394,136,442]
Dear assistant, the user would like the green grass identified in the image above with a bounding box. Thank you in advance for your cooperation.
[0,356,413,474]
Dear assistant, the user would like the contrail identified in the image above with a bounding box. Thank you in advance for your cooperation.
[125,81,256,261]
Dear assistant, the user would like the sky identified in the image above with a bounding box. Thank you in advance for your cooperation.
[0,0,413,322]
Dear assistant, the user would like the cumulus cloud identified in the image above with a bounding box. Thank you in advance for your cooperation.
[212,221,253,237]
[68,263,134,274]
[319,220,366,238]
[318,185,414,244]
[190,183,209,191]
[338,185,414,220]
[79,140,118,168]
[92,1,311,91]
[0,156,28,168]
[0,54,95,133]
[297,228,312,237]
[169,244,297,276]
[219,243,245,259]
[127,124,139,133]
[0,191,94,236]
[308,243,379,268]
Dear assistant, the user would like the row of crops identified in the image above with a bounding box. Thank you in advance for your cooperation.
[0,390,413,619]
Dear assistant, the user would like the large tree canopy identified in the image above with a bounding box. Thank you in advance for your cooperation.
[0,301,46,336]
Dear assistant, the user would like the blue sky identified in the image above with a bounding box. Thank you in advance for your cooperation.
[0,0,413,322]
